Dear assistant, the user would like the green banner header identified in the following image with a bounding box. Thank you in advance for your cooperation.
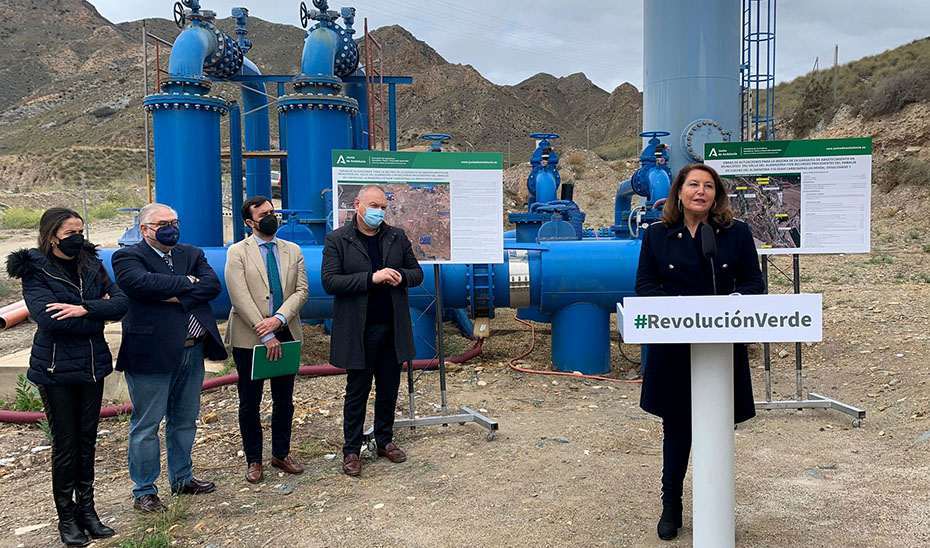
[333,150,503,169]
[705,137,872,159]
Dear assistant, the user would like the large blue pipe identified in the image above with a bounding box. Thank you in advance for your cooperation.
[239,58,271,198]
[167,26,214,78]
[344,67,369,150]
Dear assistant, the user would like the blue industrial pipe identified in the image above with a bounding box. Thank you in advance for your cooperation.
[300,25,339,76]
[344,67,369,150]
[239,58,271,199]
[167,26,215,79]
[534,170,558,204]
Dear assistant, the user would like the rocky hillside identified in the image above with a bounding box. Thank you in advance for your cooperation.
[0,1,642,191]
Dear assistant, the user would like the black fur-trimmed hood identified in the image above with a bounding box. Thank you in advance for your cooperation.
[6,242,99,279]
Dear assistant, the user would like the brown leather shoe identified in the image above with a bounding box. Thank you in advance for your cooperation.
[342,454,361,477]
[171,477,216,496]
[133,494,166,513]
[376,442,407,463]
[271,455,304,475]
[246,462,263,483]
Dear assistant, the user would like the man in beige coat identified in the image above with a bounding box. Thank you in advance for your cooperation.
[225,196,309,483]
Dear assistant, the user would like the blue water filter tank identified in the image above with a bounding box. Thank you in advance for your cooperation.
[278,97,356,244]
[144,94,229,248]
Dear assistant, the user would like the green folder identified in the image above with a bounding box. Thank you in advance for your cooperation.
[251,340,302,380]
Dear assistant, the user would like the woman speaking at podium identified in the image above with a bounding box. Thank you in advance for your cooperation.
[634,163,764,541]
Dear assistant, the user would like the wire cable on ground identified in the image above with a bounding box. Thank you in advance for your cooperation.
[0,340,485,424]
[507,314,642,384]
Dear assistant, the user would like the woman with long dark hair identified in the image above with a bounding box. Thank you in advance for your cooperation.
[634,164,764,541]
[7,207,128,547]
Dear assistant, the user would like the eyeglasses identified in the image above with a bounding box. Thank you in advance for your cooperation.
[145,220,180,228]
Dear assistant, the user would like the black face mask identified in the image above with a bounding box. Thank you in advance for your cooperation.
[56,234,84,258]
[256,214,278,236]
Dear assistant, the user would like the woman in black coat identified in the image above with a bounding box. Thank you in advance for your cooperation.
[634,164,764,541]
[6,208,128,547]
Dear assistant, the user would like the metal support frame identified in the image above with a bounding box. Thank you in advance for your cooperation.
[755,254,865,426]
[740,0,777,141]
[364,18,387,151]
[364,264,499,446]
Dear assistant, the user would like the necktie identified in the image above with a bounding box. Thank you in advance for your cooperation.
[163,253,205,339]
[263,242,284,313]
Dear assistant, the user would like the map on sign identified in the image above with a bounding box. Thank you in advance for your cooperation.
[337,182,453,261]
[723,173,801,249]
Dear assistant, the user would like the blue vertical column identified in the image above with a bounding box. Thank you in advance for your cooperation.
[277,82,290,209]
[230,102,245,243]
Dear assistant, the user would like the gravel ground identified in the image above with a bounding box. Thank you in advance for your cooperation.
[0,186,928,547]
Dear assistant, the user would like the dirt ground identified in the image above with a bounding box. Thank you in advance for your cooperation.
[0,187,929,547]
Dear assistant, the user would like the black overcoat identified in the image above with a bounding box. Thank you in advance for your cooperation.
[112,242,227,374]
[634,219,765,423]
[7,245,129,385]
[321,219,424,369]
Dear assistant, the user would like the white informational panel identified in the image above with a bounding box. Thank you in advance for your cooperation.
[704,138,872,255]
[617,294,823,344]
[332,150,503,264]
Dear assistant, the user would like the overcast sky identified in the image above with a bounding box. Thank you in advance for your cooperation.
[92,0,930,92]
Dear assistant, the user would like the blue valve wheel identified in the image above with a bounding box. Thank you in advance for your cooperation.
[530,132,560,140]
[421,133,451,141]
[639,131,670,138]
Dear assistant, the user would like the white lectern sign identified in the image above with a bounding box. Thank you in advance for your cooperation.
[617,294,823,548]
[617,294,822,344]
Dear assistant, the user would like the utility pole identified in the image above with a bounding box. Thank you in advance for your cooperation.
[586,125,590,150]
[832,44,839,103]
[142,20,153,203]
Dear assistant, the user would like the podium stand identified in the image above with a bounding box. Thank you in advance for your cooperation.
[618,294,822,548]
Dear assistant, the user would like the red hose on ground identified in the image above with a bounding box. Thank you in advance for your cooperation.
[0,340,484,424]
[508,314,642,384]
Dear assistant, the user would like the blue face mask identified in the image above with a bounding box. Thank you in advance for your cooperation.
[155,225,180,246]
[362,207,384,228]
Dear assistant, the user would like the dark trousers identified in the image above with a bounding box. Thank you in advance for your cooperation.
[38,381,104,520]
[661,418,692,508]
[233,329,296,464]
[343,323,401,456]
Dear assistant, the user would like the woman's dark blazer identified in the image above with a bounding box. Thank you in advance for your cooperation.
[634,219,764,423]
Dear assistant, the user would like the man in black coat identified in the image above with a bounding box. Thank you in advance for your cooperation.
[112,203,227,513]
[321,185,423,477]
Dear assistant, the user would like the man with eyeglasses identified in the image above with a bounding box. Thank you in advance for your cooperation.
[321,185,423,477]
[112,203,227,513]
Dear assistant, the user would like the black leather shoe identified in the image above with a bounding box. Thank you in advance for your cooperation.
[77,505,114,539]
[657,504,683,541]
[58,517,90,547]
[171,477,216,496]
[133,494,167,513]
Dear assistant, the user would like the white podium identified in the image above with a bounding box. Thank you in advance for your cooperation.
[618,294,823,548]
